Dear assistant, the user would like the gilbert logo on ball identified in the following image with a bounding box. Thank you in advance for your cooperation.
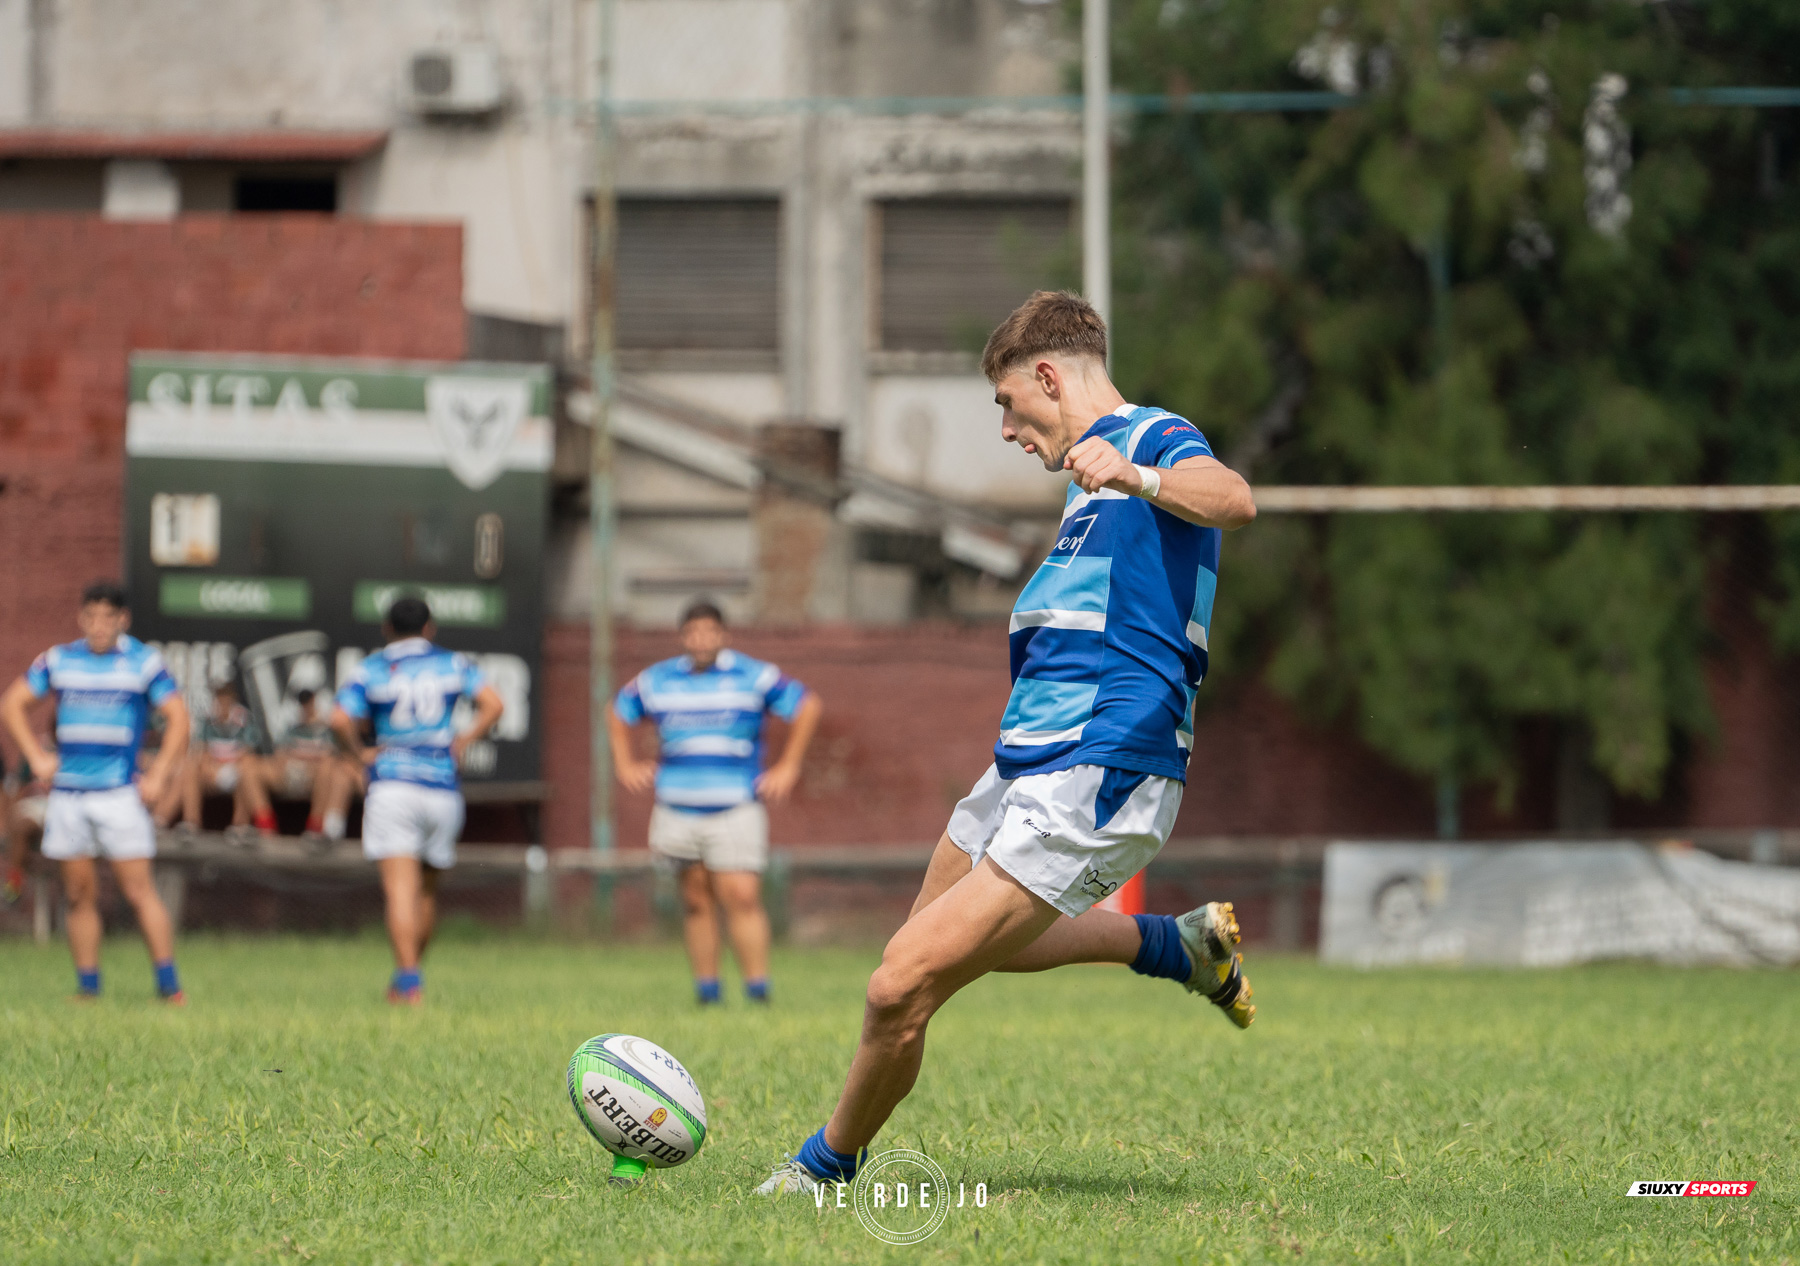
[566,1034,707,1184]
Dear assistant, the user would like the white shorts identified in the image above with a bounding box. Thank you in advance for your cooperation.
[361,781,464,870]
[42,787,158,862]
[947,763,1182,917]
[648,802,769,873]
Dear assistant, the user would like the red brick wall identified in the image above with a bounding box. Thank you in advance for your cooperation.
[539,608,1800,852]
[540,621,1449,854]
[0,214,464,710]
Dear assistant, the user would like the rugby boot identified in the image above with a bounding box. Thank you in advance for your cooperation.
[754,1157,822,1197]
[1176,901,1255,1029]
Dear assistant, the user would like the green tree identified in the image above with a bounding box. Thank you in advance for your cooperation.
[1108,0,1800,826]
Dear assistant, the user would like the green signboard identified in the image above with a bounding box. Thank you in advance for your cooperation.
[161,575,311,619]
[125,352,551,785]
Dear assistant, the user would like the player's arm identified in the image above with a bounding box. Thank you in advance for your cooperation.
[755,690,821,805]
[1064,443,1256,530]
[450,685,505,764]
[137,694,189,806]
[606,703,657,795]
[0,675,58,783]
[329,704,373,766]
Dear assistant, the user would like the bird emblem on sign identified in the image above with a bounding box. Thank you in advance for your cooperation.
[425,376,530,490]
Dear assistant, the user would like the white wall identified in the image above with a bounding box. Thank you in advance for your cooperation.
[863,375,1065,511]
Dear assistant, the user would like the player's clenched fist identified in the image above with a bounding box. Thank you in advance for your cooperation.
[1064,436,1143,495]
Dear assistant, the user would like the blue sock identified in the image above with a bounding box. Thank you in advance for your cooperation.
[76,969,100,996]
[1130,913,1192,982]
[795,1126,862,1182]
[154,960,180,997]
[695,978,721,1005]
[392,969,421,993]
[744,978,769,1002]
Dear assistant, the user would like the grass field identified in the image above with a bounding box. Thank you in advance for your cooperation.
[1,933,1795,1264]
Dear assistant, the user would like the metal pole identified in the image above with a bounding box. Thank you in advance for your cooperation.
[589,0,618,924]
[1082,0,1111,338]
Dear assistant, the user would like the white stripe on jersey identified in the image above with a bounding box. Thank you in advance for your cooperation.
[1010,609,1108,634]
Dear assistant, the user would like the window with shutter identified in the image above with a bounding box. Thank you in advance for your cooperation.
[875,198,1074,353]
[615,198,781,351]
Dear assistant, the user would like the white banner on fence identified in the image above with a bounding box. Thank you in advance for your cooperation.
[1321,842,1800,967]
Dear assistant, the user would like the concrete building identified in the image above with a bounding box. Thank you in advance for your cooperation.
[0,0,1082,626]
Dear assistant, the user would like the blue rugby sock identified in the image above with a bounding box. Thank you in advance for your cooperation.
[76,969,101,996]
[795,1127,862,1182]
[1129,913,1192,982]
[695,978,721,1005]
[744,978,769,1003]
[392,969,421,993]
[154,960,180,997]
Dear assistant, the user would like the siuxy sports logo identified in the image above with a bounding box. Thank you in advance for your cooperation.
[1626,1181,1756,1197]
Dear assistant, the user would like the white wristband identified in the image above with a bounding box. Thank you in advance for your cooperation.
[1132,464,1162,500]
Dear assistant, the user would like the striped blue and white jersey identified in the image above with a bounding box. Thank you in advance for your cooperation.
[335,638,485,791]
[614,649,807,813]
[25,636,179,792]
[996,405,1219,782]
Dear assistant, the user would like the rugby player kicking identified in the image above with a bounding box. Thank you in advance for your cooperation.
[757,292,1257,1194]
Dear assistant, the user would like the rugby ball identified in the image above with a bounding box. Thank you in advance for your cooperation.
[566,1033,707,1173]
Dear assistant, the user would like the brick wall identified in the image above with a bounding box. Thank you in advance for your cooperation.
[540,621,1451,854]
[540,607,1800,853]
[0,214,463,708]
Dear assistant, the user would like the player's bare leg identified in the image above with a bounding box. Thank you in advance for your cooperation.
[823,857,1059,1153]
[378,856,429,1002]
[710,869,772,1001]
[908,832,1252,1022]
[416,864,441,959]
[61,857,103,994]
[111,858,176,963]
[675,861,723,998]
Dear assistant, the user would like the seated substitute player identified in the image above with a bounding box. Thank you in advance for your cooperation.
[2,744,50,905]
[330,596,504,1004]
[181,681,275,837]
[609,599,821,1006]
[271,688,356,841]
[0,581,191,1002]
[756,291,1258,1194]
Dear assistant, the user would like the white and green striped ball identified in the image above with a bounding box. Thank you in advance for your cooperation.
[566,1034,707,1169]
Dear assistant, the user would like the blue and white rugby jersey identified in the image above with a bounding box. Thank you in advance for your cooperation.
[614,649,807,813]
[996,405,1219,782]
[25,636,179,792]
[335,638,486,791]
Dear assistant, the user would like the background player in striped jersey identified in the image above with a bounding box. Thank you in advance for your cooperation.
[610,599,822,1006]
[331,596,504,1004]
[757,291,1258,1195]
[0,581,191,1002]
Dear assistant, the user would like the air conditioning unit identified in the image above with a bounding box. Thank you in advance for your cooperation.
[407,44,504,116]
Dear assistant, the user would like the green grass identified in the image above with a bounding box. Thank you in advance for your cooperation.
[0,935,1795,1264]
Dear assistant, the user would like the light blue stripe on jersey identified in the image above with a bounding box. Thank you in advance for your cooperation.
[26,636,178,791]
[1009,557,1111,634]
[614,648,806,813]
[335,638,485,790]
[997,679,1098,747]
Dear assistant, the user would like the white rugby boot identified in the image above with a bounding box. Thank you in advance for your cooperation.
[1176,901,1256,1029]
[754,1158,823,1197]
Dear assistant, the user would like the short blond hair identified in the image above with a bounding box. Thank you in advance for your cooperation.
[980,290,1108,383]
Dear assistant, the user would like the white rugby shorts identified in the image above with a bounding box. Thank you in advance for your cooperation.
[42,787,158,862]
[648,801,769,873]
[362,781,464,870]
[947,763,1181,917]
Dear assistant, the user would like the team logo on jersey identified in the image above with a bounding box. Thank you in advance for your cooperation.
[1162,424,1198,437]
[426,376,531,490]
[1041,514,1098,569]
